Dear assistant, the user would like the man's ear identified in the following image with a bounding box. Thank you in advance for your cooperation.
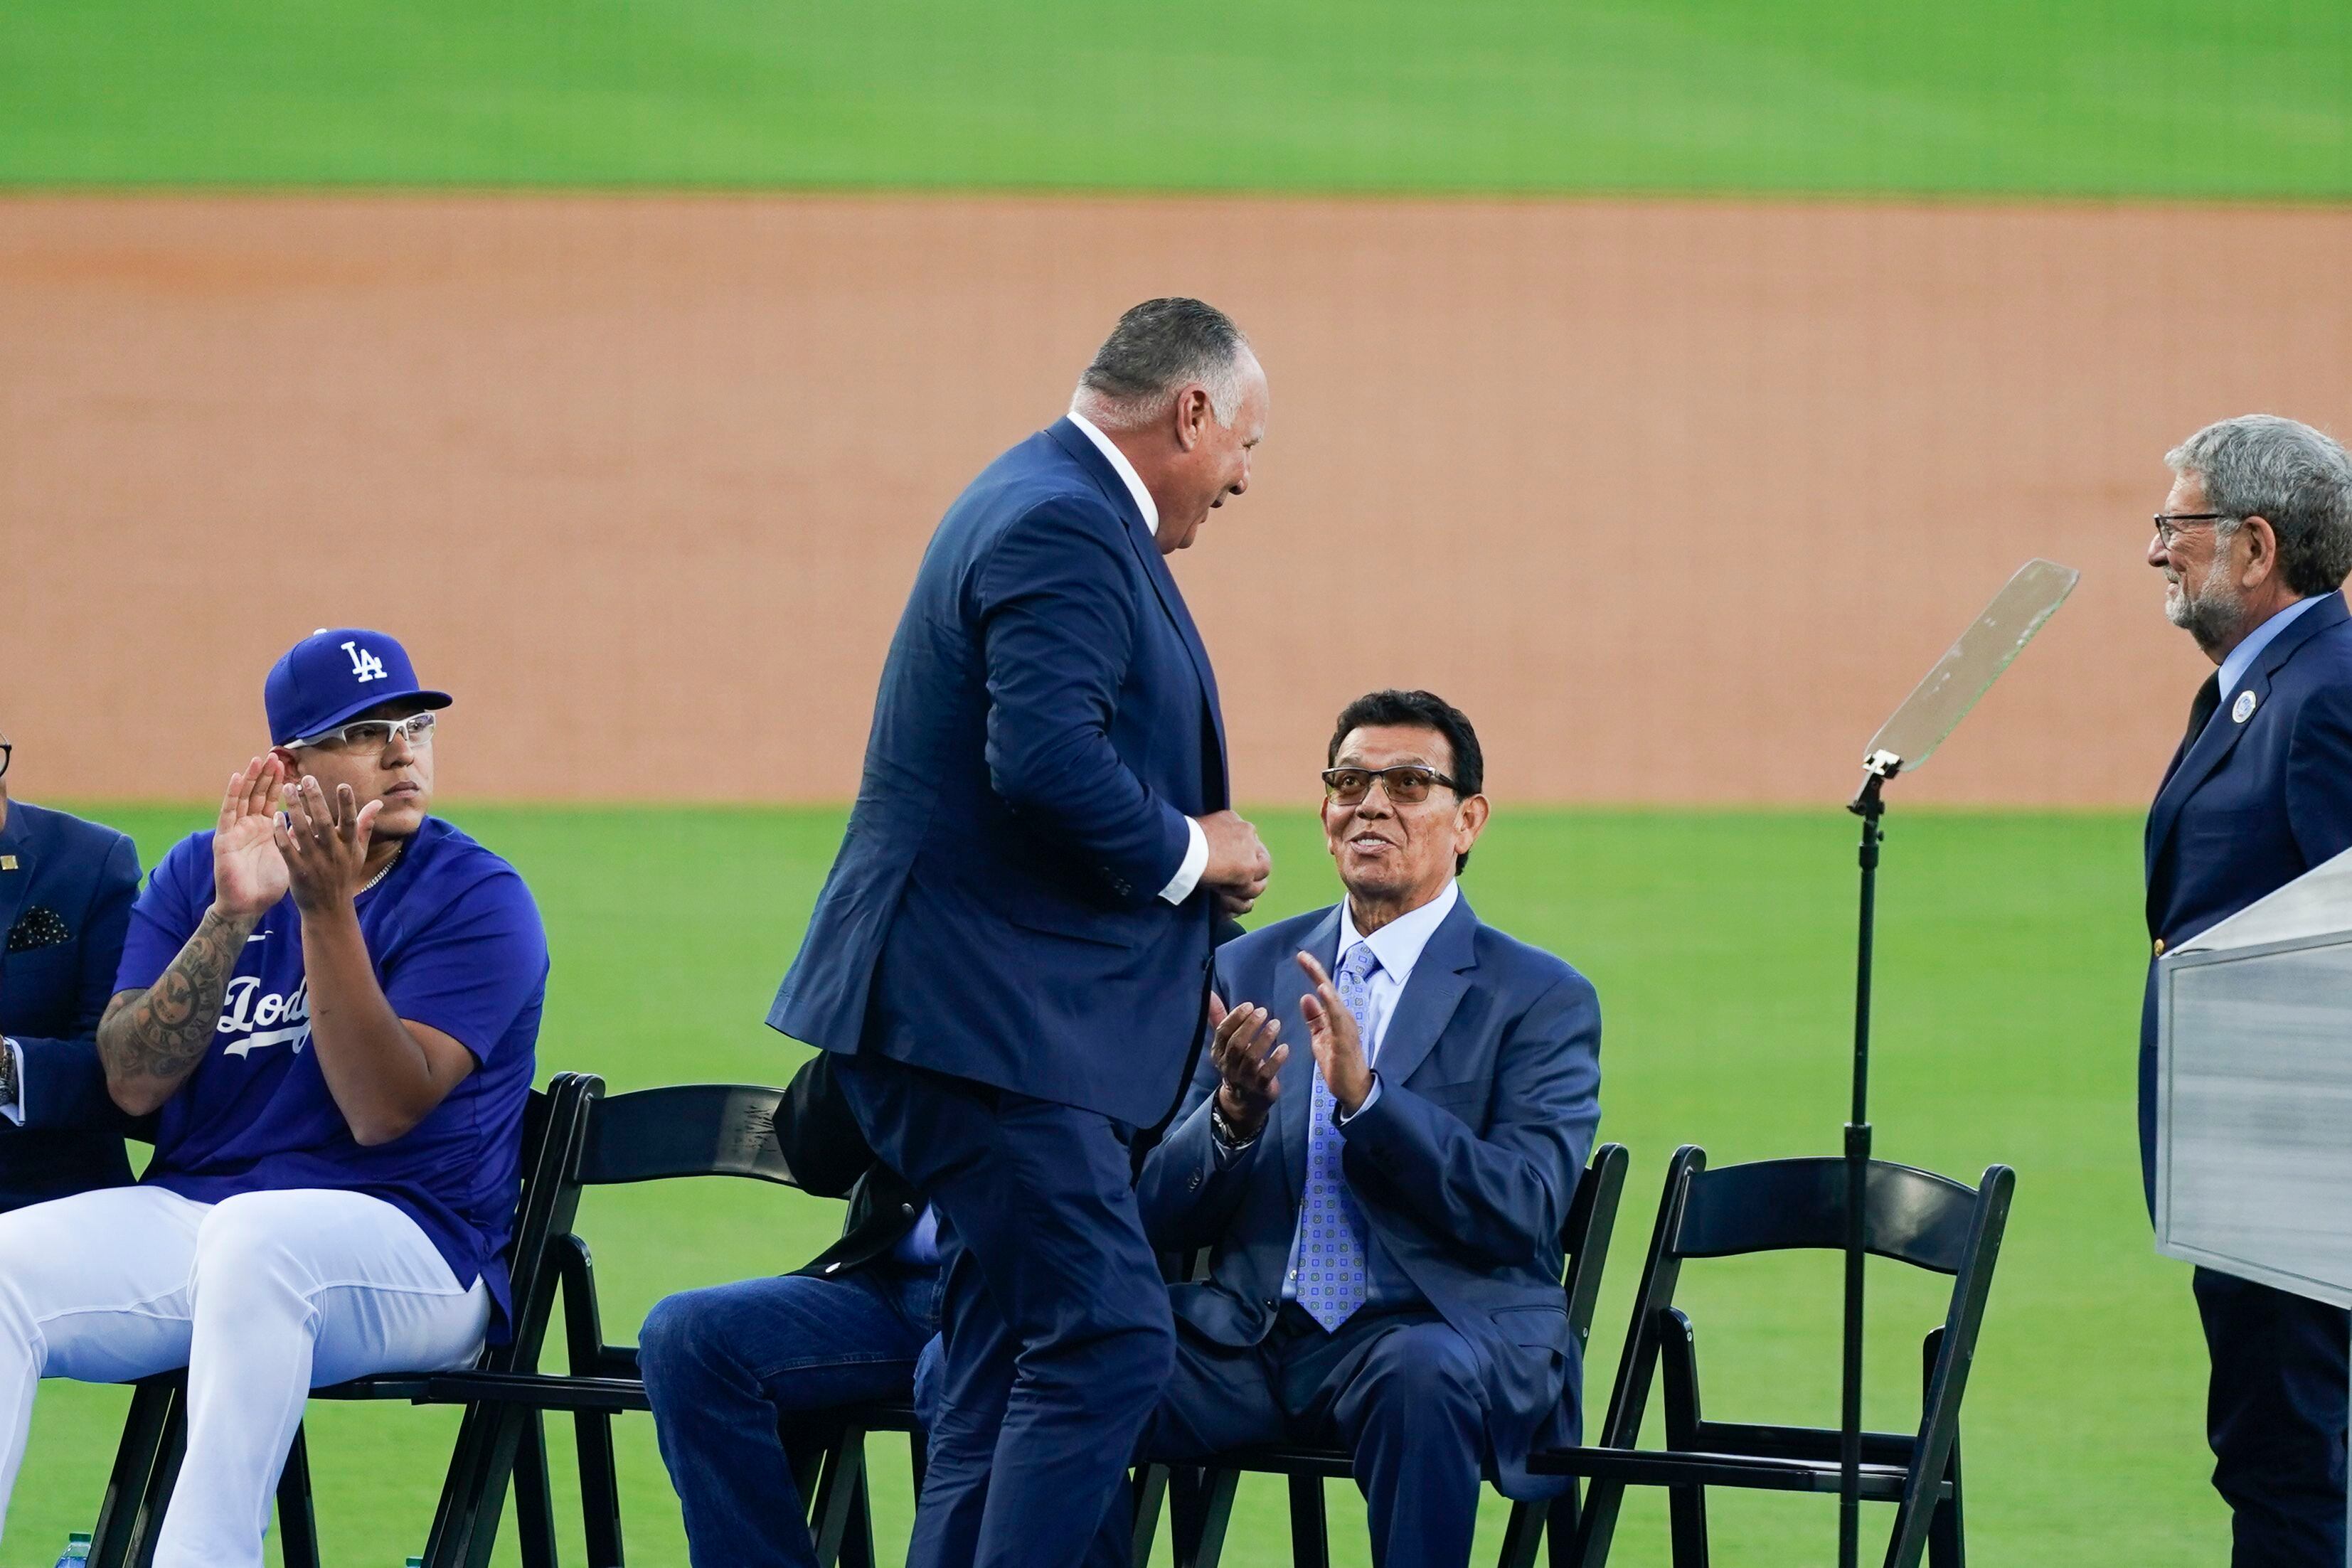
[2240,516,2281,588]
[1172,384,1211,452]
[1455,794,1491,853]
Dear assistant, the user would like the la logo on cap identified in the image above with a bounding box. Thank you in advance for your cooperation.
[343,641,389,683]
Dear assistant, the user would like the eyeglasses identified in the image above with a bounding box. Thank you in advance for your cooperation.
[0,732,10,782]
[294,712,437,755]
[2152,511,2233,547]
[1321,764,1459,806]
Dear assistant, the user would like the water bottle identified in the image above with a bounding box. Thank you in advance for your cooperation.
[53,1532,91,1568]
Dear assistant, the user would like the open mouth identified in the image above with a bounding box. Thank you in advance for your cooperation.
[1348,833,1394,852]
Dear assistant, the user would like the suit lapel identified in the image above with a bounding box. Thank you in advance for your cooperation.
[1272,906,1343,1212]
[0,807,36,959]
[2146,594,2350,879]
[1367,895,1480,1091]
[1043,419,1230,803]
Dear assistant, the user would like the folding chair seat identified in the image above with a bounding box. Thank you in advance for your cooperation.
[1543,1146,2015,1568]
[1144,1143,1630,1568]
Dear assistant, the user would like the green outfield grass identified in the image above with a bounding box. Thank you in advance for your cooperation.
[8,802,2201,1567]
[3,0,2346,198]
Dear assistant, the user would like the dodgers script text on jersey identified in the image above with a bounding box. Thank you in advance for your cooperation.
[115,816,549,1325]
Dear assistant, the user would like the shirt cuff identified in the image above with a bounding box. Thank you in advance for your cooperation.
[0,1038,23,1126]
[1335,1073,1381,1126]
[1159,817,1210,905]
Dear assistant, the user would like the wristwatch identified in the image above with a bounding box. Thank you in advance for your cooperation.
[0,1038,18,1111]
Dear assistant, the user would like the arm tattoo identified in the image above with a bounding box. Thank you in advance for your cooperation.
[97,907,250,1090]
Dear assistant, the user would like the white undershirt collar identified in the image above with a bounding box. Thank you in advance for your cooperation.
[1065,410,1159,538]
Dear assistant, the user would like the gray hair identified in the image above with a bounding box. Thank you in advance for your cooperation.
[2167,415,2352,596]
[1070,298,1254,430]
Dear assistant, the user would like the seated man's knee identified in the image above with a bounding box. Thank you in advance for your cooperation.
[637,1289,733,1402]
[1356,1325,1484,1423]
[190,1193,311,1303]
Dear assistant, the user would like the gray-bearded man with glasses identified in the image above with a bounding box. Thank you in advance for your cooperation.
[2142,415,2352,1567]
[1091,689,1603,1568]
[0,628,547,1568]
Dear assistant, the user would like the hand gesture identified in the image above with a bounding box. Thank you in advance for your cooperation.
[1295,951,1373,1116]
[211,757,292,920]
[275,775,384,915]
[1206,991,1286,1139]
[1197,810,1271,915]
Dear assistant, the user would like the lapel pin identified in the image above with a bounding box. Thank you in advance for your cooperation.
[2233,691,2258,724]
[0,855,15,872]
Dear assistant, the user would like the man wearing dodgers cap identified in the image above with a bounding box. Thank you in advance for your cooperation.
[0,629,548,1568]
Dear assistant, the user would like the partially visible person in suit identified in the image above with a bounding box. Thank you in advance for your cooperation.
[767,299,1272,1568]
[2143,415,2352,1567]
[1097,690,1602,1568]
[0,718,144,1210]
[637,1051,941,1568]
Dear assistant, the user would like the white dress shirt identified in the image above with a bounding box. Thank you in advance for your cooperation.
[1065,410,1208,905]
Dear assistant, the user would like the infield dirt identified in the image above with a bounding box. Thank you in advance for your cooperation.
[6,195,2350,807]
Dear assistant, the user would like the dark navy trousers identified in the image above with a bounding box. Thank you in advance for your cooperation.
[2193,1266,2349,1567]
[1087,1304,1491,1568]
[834,1052,1175,1568]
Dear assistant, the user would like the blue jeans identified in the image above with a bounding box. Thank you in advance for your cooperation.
[639,1263,945,1568]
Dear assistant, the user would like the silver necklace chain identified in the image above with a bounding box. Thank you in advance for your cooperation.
[359,843,405,895]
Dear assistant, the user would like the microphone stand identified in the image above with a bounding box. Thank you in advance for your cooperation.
[1839,752,1897,1568]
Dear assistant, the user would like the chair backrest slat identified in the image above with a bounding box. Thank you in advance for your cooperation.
[1674,1156,1981,1274]
[1562,1143,1630,1348]
[575,1083,802,1188]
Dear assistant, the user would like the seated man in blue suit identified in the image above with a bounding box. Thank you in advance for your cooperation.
[0,719,144,1210]
[1105,690,1603,1568]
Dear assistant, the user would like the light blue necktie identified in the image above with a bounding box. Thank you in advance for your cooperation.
[1297,942,1380,1333]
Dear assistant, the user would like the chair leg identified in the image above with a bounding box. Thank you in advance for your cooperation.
[1496,1498,1550,1568]
[1183,1469,1240,1568]
[573,1408,622,1567]
[1927,1435,1965,1568]
[1570,1480,1627,1568]
[90,1382,178,1568]
[275,1422,322,1568]
[1287,1473,1329,1568]
[908,1426,928,1499]
[514,1413,563,1568]
[1665,1481,1710,1568]
[837,1463,879,1568]
[129,1393,188,1568]
[808,1429,868,1568]
[1130,1463,1172,1568]
[1545,1490,1582,1568]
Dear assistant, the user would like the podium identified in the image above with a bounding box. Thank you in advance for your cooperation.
[2156,843,2352,1307]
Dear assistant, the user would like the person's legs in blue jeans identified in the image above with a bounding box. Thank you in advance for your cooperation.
[639,1266,942,1568]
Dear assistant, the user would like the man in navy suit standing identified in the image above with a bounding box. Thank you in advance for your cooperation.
[1097,690,1600,1568]
[0,720,143,1210]
[769,299,1272,1568]
[2144,415,2352,1566]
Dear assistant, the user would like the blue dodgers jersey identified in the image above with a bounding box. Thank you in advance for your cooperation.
[115,815,548,1326]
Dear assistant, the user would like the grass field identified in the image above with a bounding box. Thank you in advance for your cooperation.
[4,0,2347,197]
[4,801,2212,1567]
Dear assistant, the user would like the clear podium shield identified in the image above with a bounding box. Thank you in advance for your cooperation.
[1861,558,2080,775]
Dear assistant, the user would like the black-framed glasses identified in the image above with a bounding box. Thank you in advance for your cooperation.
[0,733,10,783]
[1321,764,1459,806]
[2153,511,2233,546]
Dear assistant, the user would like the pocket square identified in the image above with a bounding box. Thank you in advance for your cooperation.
[6,907,69,953]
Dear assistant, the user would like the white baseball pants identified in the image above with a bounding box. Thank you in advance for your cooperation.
[0,1185,490,1568]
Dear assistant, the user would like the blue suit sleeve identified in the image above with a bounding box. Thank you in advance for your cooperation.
[2286,680,2352,869]
[1338,972,1602,1269]
[977,498,1195,905]
[15,832,142,1132]
[1136,974,1263,1252]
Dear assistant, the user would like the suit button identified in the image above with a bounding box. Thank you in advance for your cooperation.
[901,1202,916,1215]
[824,1262,841,1274]
[2154,938,2166,956]
[1262,1298,1277,1311]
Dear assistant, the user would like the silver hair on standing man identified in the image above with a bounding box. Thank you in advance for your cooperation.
[2143,413,2352,1566]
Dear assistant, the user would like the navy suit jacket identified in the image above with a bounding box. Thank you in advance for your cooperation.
[770,418,1228,1128]
[2141,591,2352,1206]
[0,799,142,1209]
[1137,895,1603,1497]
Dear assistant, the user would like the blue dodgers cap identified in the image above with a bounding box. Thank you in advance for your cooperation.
[264,628,452,745]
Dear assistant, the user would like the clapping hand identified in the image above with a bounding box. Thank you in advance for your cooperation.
[1207,992,1286,1139]
[1295,951,1372,1116]
[275,775,383,914]
[211,757,292,921]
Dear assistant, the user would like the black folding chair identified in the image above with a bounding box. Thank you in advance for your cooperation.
[1548,1146,2015,1568]
[86,1071,600,1568]
[1145,1142,1632,1568]
[383,1077,917,1568]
